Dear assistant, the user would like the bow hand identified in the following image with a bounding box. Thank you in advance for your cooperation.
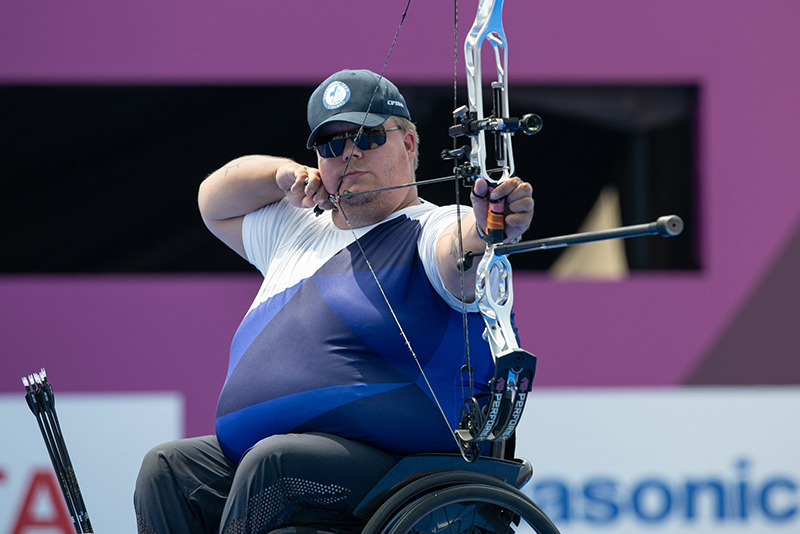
[470,176,534,244]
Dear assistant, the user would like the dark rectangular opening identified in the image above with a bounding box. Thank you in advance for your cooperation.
[1,84,698,272]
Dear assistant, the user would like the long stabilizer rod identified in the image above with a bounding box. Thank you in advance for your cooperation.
[495,215,684,256]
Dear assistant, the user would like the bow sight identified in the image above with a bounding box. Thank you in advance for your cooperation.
[444,104,542,182]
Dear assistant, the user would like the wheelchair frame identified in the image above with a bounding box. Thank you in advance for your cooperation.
[353,454,560,534]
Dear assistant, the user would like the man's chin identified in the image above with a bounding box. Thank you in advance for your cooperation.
[340,191,373,207]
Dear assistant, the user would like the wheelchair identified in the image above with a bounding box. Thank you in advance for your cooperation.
[350,449,559,534]
[271,448,559,534]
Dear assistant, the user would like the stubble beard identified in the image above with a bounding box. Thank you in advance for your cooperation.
[333,189,390,229]
[330,155,415,228]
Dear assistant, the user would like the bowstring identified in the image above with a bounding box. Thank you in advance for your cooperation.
[330,0,467,453]
[452,0,476,409]
[338,204,460,449]
[334,0,411,195]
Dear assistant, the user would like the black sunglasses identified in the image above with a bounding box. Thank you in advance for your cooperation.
[313,126,402,158]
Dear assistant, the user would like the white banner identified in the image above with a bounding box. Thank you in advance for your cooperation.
[0,393,182,534]
[4,388,797,534]
[515,387,800,533]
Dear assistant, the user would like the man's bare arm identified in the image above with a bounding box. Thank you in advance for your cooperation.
[198,155,323,259]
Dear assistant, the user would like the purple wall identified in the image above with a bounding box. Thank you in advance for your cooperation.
[2,1,800,437]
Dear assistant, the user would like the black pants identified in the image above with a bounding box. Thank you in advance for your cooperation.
[134,432,396,534]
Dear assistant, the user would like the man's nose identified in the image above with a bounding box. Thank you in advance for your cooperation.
[340,139,363,160]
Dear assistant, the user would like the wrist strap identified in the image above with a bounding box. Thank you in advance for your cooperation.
[475,220,522,245]
[475,220,491,243]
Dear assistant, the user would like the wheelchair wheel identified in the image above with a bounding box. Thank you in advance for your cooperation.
[361,471,519,534]
[377,483,559,534]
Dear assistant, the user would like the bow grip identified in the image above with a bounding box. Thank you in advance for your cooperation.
[485,185,506,243]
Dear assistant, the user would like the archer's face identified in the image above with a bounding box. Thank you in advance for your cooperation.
[315,119,418,228]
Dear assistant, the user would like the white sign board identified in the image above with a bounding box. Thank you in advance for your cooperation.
[515,388,800,533]
[0,394,182,534]
[3,388,797,534]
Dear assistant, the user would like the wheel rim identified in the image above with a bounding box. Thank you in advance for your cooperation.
[387,484,558,534]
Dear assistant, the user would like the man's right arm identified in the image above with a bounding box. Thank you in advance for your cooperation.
[198,155,326,259]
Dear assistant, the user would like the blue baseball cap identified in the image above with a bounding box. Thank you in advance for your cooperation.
[306,69,411,149]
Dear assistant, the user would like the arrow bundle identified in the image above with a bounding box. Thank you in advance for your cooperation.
[22,368,93,533]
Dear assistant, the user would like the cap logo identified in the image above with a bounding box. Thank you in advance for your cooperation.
[323,81,351,110]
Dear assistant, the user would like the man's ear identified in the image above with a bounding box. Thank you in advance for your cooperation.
[403,129,416,162]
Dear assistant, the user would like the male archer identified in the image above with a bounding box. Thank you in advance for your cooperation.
[134,69,533,534]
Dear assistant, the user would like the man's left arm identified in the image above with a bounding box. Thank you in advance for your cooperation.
[435,177,534,303]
